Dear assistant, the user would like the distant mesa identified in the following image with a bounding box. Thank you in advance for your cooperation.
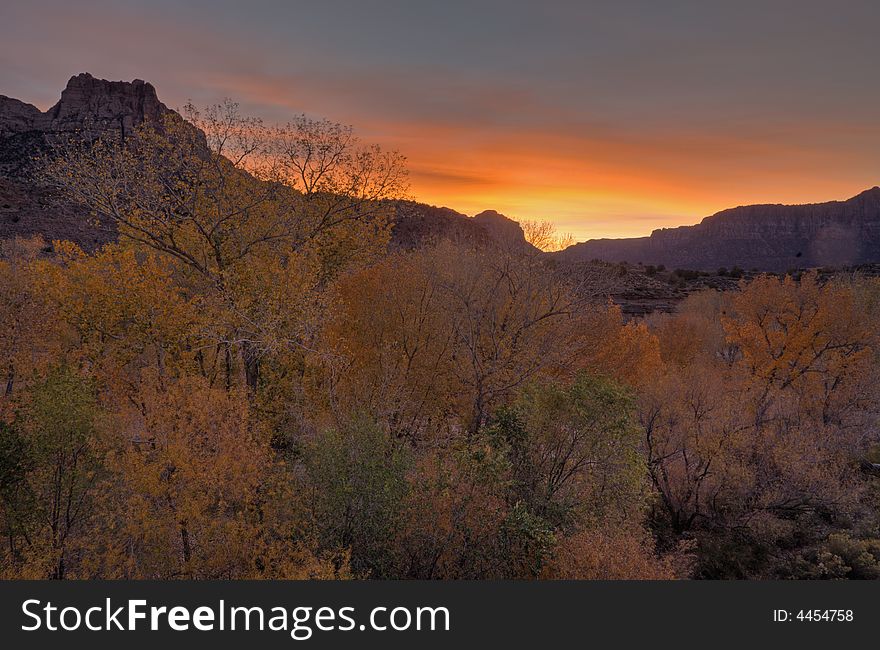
[558,187,880,271]
[1,73,879,271]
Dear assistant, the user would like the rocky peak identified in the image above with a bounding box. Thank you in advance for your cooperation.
[40,73,168,137]
[847,186,880,209]
[0,73,175,178]
[473,209,517,227]
[0,73,169,141]
[472,209,536,251]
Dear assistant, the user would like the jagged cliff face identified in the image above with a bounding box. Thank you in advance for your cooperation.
[1,73,167,138]
[558,188,880,271]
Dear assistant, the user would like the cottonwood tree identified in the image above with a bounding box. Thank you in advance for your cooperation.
[640,274,880,577]
[0,238,63,408]
[3,369,102,579]
[521,219,575,253]
[315,240,613,439]
[41,100,408,391]
[35,242,200,402]
[84,376,333,579]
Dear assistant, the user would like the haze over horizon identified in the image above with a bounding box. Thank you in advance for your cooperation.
[3,0,879,241]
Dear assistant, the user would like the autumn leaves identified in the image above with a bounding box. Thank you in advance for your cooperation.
[1,102,879,579]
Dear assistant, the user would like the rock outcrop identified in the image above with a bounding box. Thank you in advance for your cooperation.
[0,97,42,137]
[390,202,495,250]
[0,73,167,139]
[471,210,538,253]
[1,73,170,176]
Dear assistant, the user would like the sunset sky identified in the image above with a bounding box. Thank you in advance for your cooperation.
[2,0,879,241]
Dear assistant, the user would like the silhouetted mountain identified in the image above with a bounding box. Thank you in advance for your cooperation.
[2,73,878,272]
[0,73,533,254]
[557,189,880,271]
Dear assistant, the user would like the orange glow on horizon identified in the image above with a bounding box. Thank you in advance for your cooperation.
[186,72,880,243]
[6,2,880,245]
[396,131,879,242]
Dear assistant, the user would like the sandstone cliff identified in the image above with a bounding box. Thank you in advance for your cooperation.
[557,188,880,271]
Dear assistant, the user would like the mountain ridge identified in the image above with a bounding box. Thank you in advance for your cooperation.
[0,73,530,253]
[1,73,879,271]
[557,187,880,271]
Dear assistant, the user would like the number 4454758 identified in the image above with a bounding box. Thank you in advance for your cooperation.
[773,610,853,622]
